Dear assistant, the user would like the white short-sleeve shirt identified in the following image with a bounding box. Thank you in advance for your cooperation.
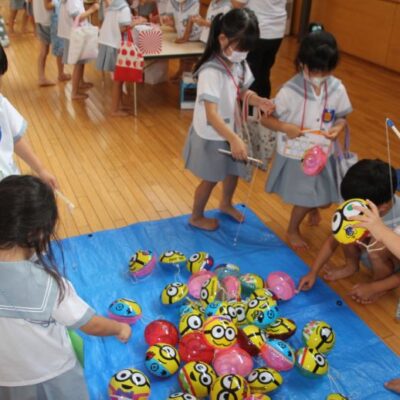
[199,0,231,43]
[32,0,51,26]
[247,0,287,39]
[99,6,132,48]
[193,59,254,141]
[0,277,95,386]
[273,73,353,156]
[0,95,27,180]
[166,0,201,41]
[58,0,86,39]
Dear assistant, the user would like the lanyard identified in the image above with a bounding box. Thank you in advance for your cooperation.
[216,55,241,100]
[300,79,329,131]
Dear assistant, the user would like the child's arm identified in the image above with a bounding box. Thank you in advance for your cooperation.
[14,137,59,189]
[80,315,131,343]
[323,117,347,140]
[260,114,302,139]
[77,2,99,22]
[191,15,209,27]
[175,17,194,43]
[298,235,339,291]
[205,101,247,160]
[243,90,275,116]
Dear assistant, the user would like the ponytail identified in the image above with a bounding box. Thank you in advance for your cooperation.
[194,13,224,74]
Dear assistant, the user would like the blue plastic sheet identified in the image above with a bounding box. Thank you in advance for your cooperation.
[59,206,400,399]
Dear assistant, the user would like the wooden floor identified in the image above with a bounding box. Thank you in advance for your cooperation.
[5,20,400,355]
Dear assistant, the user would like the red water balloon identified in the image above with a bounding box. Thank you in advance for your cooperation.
[144,319,179,346]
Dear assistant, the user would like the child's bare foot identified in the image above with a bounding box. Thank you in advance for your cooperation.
[348,283,386,304]
[287,231,308,249]
[80,81,94,90]
[308,208,321,226]
[58,73,71,82]
[385,378,400,393]
[110,110,130,117]
[38,79,56,87]
[323,261,359,281]
[219,205,244,223]
[71,92,89,100]
[189,216,219,231]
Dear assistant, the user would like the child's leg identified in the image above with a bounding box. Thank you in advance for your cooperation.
[219,175,244,223]
[323,242,361,280]
[111,81,129,117]
[72,64,88,99]
[190,180,219,231]
[8,9,17,33]
[21,9,28,33]
[308,203,331,226]
[56,56,71,81]
[287,205,313,249]
[79,64,94,89]
[38,41,55,86]
[368,245,396,281]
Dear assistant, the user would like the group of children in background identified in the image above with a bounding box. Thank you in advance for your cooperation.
[1,2,400,398]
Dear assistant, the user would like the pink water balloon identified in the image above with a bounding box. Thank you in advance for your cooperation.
[212,347,254,377]
[188,270,215,299]
[266,271,296,301]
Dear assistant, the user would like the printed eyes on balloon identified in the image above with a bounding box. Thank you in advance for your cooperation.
[200,373,212,386]
[115,303,124,311]
[267,310,274,318]
[167,287,178,296]
[189,253,200,262]
[200,288,209,300]
[248,299,259,308]
[331,211,342,233]
[115,369,132,381]
[320,327,333,340]
[315,354,326,366]
[194,363,207,373]
[161,346,176,358]
[174,283,184,287]
[221,374,234,388]
[227,306,237,317]
[343,201,364,219]
[130,372,147,386]
[225,327,236,341]
[247,370,258,382]
[187,315,202,329]
[259,371,273,383]
[164,251,174,256]
[235,307,245,320]
[211,326,225,339]
[217,392,232,400]
[260,330,268,342]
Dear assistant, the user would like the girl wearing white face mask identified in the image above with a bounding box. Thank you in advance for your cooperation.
[263,24,352,249]
[183,8,275,231]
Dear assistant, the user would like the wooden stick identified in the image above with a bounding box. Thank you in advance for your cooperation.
[218,148,264,166]
[55,189,76,210]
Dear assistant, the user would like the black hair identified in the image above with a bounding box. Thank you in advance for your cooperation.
[194,8,259,73]
[0,45,8,75]
[0,175,65,299]
[340,159,397,205]
[295,23,339,72]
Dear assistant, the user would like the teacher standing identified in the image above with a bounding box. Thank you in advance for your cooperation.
[246,0,287,97]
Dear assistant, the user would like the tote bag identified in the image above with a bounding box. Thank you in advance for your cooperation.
[67,17,99,64]
[114,30,144,82]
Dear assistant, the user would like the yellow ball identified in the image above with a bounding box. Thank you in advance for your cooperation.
[265,318,297,341]
[108,368,150,399]
[203,316,237,349]
[178,361,217,397]
[332,198,368,244]
[179,310,204,336]
[200,276,220,306]
[247,367,283,393]
[161,282,189,305]
[302,320,335,354]
[186,252,214,273]
[241,324,267,350]
[295,347,329,377]
[210,374,250,400]
[326,394,349,400]
[144,343,181,377]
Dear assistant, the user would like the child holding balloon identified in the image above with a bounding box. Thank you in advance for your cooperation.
[298,159,400,304]
[183,8,275,231]
[262,24,352,249]
[0,175,131,399]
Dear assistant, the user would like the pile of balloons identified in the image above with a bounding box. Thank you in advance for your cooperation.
[105,249,340,399]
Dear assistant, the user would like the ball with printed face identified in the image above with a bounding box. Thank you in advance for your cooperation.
[108,298,142,325]
[260,339,295,371]
[239,273,264,298]
[210,374,250,400]
[179,310,204,337]
[187,252,214,273]
[265,318,297,341]
[203,316,238,349]
[178,361,217,397]
[326,394,349,400]
[167,393,198,400]
[295,347,329,377]
[332,198,368,244]
[199,276,220,306]
[161,282,189,306]
[302,320,335,354]
[159,250,187,269]
[144,343,181,378]
[129,250,156,279]
[245,297,279,329]
[108,368,150,399]
[246,367,283,394]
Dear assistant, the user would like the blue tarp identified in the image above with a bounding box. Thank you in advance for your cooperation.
[60,206,400,399]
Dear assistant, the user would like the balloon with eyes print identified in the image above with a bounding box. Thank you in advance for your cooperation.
[108,368,150,400]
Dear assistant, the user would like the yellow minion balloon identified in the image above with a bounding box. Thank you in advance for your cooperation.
[200,276,220,306]
[167,393,198,400]
[210,374,250,400]
[161,282,189,306]
[326,394,349,400]
[179,310,204,336]
[203,316,237,349]
[108,368,150,400]
[266,318,297,341]
[302,320,336,354]
[295,347,329,377]
[241,325,268,350]
[186,252,214,273]
[144,343,181,378]
[332,198,368,244]
[246,367,283,393]
[178,361,217,397]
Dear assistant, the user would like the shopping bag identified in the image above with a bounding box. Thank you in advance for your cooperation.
[114,30,144,82]
[335,125,358,194]
[242,92,277,171]
[67,17,99,64]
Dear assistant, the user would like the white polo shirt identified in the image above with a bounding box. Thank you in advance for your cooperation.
[274,73,352,156]
[99,5,132,48]
[247,0,287,39]
[0,274,95,386]
[0,95,27,180]
[32,0,51,26]
[165,0,201,41]
[58,0,86,39]
[199,0,231,43]
[193,58,254,141]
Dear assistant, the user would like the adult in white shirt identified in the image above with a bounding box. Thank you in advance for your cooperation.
[246,0,287,97]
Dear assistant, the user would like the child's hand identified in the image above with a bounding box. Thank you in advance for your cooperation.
[297,271,317,291]
[116,323,132,343]
[230,136,247,160]
[191,15,205,26]
[283,123,302,139]
[256,97,275,116]
[323,124,343,140]
[38,169,59,190]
